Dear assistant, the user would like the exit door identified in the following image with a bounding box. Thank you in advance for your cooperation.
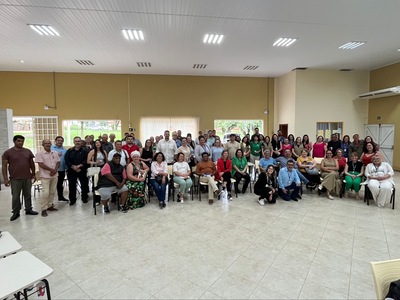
[365,124,394,165]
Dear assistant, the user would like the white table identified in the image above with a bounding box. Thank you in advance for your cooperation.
[0,251,53,299]
[0,231,22,257]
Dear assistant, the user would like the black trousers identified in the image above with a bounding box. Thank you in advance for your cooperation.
[57,171,66,199]
[67,169,89,203]
[221,172,232,192]
[234,172,250,193]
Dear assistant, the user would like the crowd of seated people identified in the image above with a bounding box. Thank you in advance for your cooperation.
[16,128,395,217]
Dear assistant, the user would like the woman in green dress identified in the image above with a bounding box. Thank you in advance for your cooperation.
[126,150,149,209]
[232,149,251,194]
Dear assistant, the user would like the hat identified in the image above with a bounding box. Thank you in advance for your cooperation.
[130,150,141,158]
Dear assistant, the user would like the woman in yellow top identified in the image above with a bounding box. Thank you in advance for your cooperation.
[296,150,320,190]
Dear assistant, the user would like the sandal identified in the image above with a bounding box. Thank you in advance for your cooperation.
[209,199,213,205]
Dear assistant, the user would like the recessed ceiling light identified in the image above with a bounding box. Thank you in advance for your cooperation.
[20,60,25,63]
[122,29,144,40]
[243,65,259,71]
[75,60,95,65]
[137,62,151,67]
[203,34,224,44]
[28,24,60,36]
[193,64,207,69]
[397,48,400,52]
[339,41,365,50]
[273,37,297,47]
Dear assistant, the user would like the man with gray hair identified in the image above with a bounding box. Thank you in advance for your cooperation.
[35,139,60,217]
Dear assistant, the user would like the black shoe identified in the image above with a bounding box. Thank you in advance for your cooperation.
[104,205,110,214]
[25,209,38,215]
[119,205,128,213]
[69,201,76,206]
[82,199,88,203]
[291,196,298,202]
[58,197,69,202]
[306,183,317,189]
[296,195,302,200]
[10,213,20,221]
[162,201,166,207]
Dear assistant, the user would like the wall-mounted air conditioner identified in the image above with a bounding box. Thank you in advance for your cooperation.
[358,86,400,99]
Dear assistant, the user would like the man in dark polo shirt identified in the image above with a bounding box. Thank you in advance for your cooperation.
[64,136,89,205]
[2,135,39,221]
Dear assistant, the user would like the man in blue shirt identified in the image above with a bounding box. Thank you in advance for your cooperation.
[51,136,68,201]
[278,160,301,201]
[276,149,317,190]
[259,149,277,172]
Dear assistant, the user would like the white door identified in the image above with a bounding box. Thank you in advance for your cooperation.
[365,124,395,165]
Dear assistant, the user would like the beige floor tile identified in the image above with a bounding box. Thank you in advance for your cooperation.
[249,284,289,299]
[299,280,348,299]
[208,272,258,299]
[271,253,312,279]
[258,266,305,299]
[306,263,350,293]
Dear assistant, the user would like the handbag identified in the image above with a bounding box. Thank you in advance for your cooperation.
[306,166,319,175]
[87,166,101,177]
[155,174,163,184]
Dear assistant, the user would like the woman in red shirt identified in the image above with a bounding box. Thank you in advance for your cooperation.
[216,150,233,200]
[334,148,347,175]
[312,136,326,158]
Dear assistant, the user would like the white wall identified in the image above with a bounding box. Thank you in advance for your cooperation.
[274,69,369,140]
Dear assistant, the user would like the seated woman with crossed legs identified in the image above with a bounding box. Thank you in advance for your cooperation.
[173,152,192,202]
[319,149,340,200]
[216,150,233,200]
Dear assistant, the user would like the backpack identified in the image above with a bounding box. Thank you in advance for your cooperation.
[386,279,400,300]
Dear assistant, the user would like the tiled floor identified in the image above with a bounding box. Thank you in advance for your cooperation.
[1,174,399,299]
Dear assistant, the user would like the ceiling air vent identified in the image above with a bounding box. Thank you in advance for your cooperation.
[243,65,259,71]
[292,67,308,71]
[137,62,151,67]
[75,60,94,65]
[193,64,207,69]
[340,69,354,71]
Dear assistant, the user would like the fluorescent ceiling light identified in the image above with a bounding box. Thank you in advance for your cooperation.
[122,29,144,40]
[339,41,365,50]
[273,37,297,47]
[203,34,224,44]
[28,24,60,36]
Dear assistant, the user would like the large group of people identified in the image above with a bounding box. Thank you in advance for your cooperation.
[1,128,396,221]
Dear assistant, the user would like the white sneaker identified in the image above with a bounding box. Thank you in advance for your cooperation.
[327,195,334,200]
[258,199,265,206]
[318,184,323,190]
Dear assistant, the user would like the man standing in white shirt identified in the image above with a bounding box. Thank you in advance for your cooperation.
[35,139,60,217]
[157,130,177,164]
[108,140,129,167]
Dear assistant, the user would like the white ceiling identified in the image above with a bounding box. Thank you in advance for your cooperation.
[1,0,400,77]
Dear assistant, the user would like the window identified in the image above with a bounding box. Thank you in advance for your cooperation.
[214,119,263,142]
[140,117,199,141]
[62,120,121,146]
[13,116,58,153]
[316,122,343,141]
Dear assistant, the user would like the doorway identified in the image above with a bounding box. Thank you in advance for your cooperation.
[365,124,395,165]
[279,124,288,138]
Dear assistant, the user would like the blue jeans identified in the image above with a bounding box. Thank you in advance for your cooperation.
[150,179,167,202]
[296,170,309,184]
[279,182,301,201]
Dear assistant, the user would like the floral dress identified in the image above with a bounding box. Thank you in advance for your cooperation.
[126,162,146,209]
